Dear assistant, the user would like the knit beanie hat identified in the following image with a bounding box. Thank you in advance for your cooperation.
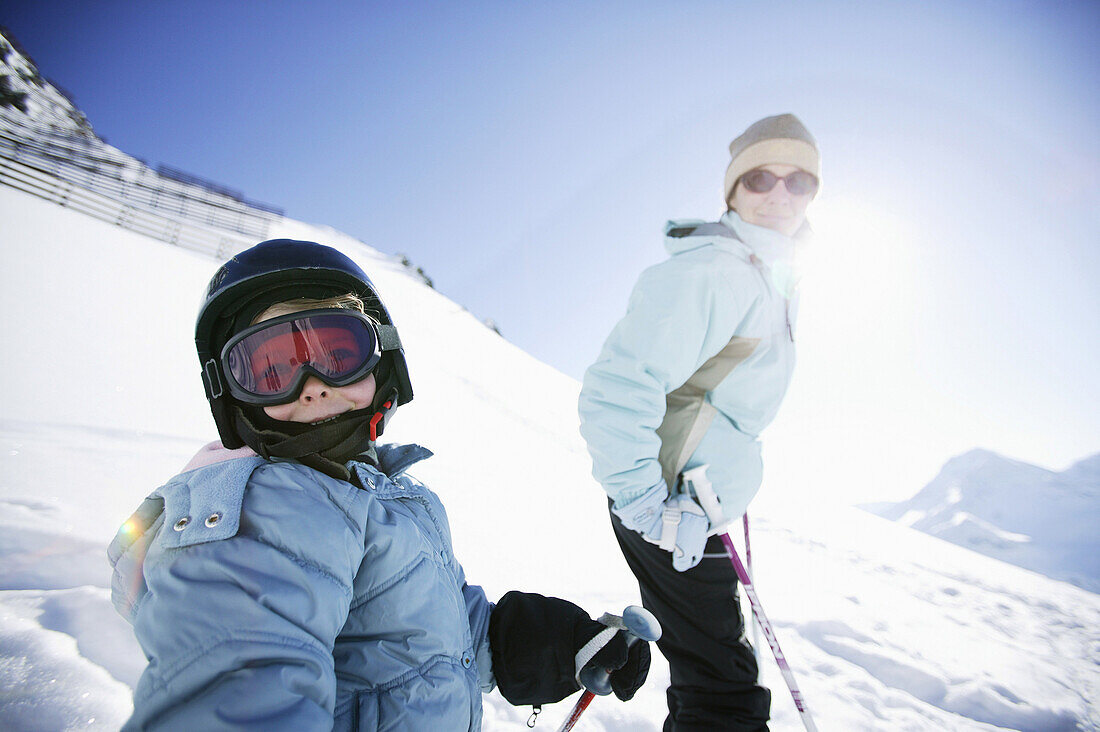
[723,113,819,206]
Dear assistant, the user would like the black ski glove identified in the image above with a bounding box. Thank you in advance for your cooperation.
[489,591,652,705]
[592,627,651,701]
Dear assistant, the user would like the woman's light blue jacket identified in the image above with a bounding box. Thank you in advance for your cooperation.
[108,443,494,731]
[579,210,807,521]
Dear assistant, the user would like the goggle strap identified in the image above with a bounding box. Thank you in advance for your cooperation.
[377,324,402,352]
[203,359,224,400]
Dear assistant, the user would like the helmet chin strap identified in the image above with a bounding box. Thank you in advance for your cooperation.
[228,364,402,482]
[231,405,379,482]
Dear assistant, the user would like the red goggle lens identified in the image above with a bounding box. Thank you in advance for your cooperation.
[222,311,380,401]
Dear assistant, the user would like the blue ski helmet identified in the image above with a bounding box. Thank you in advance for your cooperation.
[196,239,413,449]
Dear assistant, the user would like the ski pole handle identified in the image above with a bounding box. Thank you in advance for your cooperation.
[559,606,661,732]
[578,605,661,695]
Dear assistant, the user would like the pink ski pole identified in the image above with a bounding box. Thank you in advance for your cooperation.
[743,513,764,676]
[683,467,816,729]
[719,532,818,732]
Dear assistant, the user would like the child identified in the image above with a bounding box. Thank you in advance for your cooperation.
[108,239,651,730]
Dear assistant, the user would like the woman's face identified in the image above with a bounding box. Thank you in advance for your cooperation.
[728,163,816,236]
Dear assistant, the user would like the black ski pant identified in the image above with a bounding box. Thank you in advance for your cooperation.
[610,505,771,731]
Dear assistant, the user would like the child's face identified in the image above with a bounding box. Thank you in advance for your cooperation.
[261,371,378,424]
[249,302,379,424]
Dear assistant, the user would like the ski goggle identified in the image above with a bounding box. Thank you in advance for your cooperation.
[219,309,382,405]
[739,168,819,196]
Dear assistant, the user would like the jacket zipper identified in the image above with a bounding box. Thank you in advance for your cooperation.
[750,254,794,343]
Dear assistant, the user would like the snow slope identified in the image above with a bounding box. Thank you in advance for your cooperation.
[2,185,1099,731]
[862,449,1100,594]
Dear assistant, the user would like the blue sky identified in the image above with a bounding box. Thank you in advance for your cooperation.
[4,1,1098,501]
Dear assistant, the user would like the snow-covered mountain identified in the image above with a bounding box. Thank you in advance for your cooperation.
[861,449,1100,594]
[2,31,1098,731]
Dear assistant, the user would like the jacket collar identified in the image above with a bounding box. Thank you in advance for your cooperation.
[718,209,808,271]
[372,442,434,478]
[663,211,808,298]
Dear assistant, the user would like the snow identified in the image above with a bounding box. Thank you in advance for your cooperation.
[3,185,1099,731]
[863,448,1100,594]
[928,513,1031,545]
[898,509,925,527]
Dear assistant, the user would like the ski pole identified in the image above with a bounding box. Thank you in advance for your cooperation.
[555,692,594,732]
[681,467,817,731]
[743,512,763,678]
[556,605,662,732]
[719,532,818,732]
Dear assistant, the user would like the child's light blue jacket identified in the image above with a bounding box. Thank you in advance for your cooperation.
[108,443,493,731]
[579,210,806,522]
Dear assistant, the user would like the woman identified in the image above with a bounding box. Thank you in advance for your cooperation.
[578,114,820,731]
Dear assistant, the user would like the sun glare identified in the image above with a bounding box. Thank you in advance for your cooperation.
[805,195,918,312]
[767,194,937,506]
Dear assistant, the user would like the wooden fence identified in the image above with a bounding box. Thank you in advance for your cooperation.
[0,109,280,260]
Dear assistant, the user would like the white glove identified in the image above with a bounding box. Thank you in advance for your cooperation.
[613,484,710,572]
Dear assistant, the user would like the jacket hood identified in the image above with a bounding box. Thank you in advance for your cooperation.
[108,441,435,624]
[664,210,809,263]
[663,218,750,259]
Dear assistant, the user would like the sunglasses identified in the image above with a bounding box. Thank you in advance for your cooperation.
[220,309,382,405]
[739,169,819,196]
